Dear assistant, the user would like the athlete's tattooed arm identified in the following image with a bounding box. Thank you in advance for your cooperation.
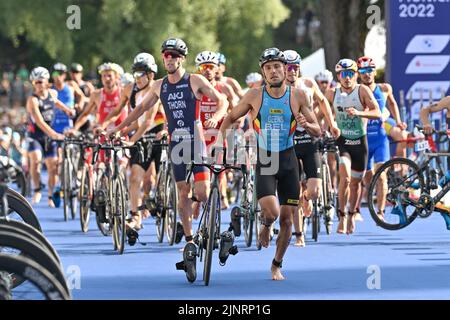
[420,96,450,133]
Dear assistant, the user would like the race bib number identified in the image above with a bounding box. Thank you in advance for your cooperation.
[415,140,429,152]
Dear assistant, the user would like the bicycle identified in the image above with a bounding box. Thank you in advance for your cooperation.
[368,126,450,230]
[314,134,339,239]
[71,133,97,233]
[145,134,178,245]
[61,135,83,221]
[185,151,241,286]
[229,138,262,249]
[93,135,143,254]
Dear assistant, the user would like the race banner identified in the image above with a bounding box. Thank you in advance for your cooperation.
[386,0,450,124]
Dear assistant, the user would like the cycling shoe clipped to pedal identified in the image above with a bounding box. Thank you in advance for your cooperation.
[230,207,242,237]
[126,228,139,246]
[175,243,197,283]
[219,231,238,266]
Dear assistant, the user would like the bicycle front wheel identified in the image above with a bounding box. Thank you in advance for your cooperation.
[204,186,220,286]
[368,157,423,230]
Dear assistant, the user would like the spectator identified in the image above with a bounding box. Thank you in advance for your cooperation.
[0,72,10,107]
[10,131,25,166]
[17,63,29,82]
[9,74,25,108]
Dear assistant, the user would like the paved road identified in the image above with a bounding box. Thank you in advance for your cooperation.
[26,185,450,300]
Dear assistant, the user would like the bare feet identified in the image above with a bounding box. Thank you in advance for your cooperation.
[192,202,201,220]
[347,212,356,234]
[127,213,142,230]
[302,192,312,218]
[221,195,229,210]
[142,209,151,220]
[32,192,42,204]
[271,264,285,281]
[258,225,271,248]
[294,233,305,247]
[337,211,347,234]
[48,198,55,208]
[354,212,364,222]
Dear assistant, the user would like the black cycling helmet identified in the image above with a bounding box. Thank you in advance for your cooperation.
[70,63,83,73]
[259,48,286,68]
[161,38,188,56]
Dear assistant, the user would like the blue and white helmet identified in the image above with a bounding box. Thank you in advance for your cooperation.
[284,50,302,65]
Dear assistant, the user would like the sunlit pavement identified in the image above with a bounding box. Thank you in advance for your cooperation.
[29,187,450,300]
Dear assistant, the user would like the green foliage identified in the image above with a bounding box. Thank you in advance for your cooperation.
[0,0,289,83]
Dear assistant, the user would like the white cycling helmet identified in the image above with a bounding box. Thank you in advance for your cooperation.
[284,50,302,65]
[30,67,50,81]
[246,72,263,85]
[133,52,158,74]
[315,70,334,83]
[120,73,134,86]
[98,62,124,75]
[195,51,219,67]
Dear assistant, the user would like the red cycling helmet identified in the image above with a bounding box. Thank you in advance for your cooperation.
[357,56,376,70]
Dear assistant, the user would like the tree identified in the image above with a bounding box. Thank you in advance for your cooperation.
[0,0,289,84]
[317,0,384,70]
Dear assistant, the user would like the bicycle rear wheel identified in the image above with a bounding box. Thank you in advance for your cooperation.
[0,254,70,300]
[79,166,91,233]
[155,170,166,243]
[165,169,177,245]
[312,200,319,242]
[368,158,423,230]
[204,186,219,286]
[112,176,127,254]
[322,162,333,235]
[69,158,78,221]
[62,155,70,222]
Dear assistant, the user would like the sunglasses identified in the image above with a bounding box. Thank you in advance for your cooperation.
[163,51,182,59]
[34,80,44,85]
[359,68,374,75]
[287,65,300,72]
[339,70,356,79]
[319,81,329,85]
[52,71,65,77]
[199,64,216,72]
[133,71,146,78]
